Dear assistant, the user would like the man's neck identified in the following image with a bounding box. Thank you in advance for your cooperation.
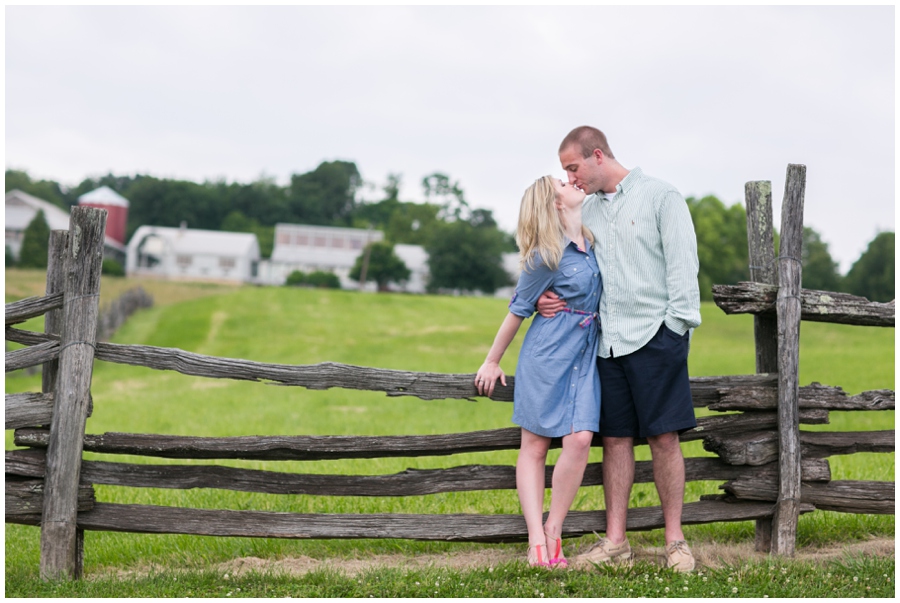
[601,164,630,194]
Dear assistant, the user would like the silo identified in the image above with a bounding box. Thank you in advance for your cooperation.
[78,186,130,246]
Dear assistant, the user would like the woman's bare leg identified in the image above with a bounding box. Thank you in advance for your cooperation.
[517,428,551,552]
[543,430,594,551]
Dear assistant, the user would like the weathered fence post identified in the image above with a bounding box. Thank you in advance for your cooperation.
[42,230,68,396]
[40,230,88,575]
[39,208,106,580]
[744,180,778,552]
[771,165,806,556]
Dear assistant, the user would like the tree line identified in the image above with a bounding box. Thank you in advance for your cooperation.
[5,167,894,302]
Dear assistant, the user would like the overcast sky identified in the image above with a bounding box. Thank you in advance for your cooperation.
[6,4,894,272]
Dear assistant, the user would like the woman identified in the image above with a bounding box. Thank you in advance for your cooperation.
[475,176,602,568]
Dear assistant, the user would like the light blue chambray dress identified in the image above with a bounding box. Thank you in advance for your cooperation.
[508,240,602,438]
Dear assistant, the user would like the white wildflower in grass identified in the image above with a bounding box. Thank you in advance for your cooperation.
[854,577,859,582]
[224,574,230,580]
[732,587,738,594]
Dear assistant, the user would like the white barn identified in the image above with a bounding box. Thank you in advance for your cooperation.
[393,244,430,293]
[261,223,385,289]
[126,224,260,283]
[257,222,521,296]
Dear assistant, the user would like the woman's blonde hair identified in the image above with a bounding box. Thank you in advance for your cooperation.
[516,176,593,272]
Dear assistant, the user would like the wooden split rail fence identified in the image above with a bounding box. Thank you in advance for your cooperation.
[5,165,895,580]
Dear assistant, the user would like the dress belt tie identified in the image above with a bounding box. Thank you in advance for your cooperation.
[559,307,598,328]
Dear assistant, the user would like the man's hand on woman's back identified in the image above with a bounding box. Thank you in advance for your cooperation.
[536,290,566,318]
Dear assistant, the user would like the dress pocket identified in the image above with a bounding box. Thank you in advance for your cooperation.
[527,317,558,358]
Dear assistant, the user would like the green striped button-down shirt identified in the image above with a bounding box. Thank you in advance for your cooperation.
[582,167,701,358]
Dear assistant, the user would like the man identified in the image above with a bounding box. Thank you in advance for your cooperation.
[537,126,701,572]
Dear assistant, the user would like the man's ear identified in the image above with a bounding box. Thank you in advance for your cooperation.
[592,149,604,164]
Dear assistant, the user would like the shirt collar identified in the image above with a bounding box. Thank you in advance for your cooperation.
[564,234,592,252]
[614,166,643,195]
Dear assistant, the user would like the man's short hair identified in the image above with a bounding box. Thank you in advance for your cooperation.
[559,126,615,160]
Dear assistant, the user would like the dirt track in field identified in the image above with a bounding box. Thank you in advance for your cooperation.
[196,537,895,578]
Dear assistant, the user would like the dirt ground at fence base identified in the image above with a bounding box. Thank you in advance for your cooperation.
[99,537,894,580]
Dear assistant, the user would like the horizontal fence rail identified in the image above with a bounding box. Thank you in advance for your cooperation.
[5,293,65,326]
[703,430,895,465]
[32,457,832,496]
[4,449,832,497]
[10,408,832,461]
[713,282,895,327]
[10,499,813,541]
[6,328,895,411]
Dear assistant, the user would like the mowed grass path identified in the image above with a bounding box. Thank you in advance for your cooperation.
[5,272,894,592]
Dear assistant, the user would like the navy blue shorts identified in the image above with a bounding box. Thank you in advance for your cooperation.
[597,323,696,438]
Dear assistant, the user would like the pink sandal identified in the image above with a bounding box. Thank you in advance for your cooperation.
[527,543,550,568]
[544,532,568,568]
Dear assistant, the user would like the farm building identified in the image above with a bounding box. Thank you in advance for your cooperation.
[260,224,386,290]
[126,224,260,283]
[258,222,522,295]
[77,185,129,247]
[5,189,127,263]
[393,244,430,293]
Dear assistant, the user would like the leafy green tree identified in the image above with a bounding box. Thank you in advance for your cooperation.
[425,218,510,294]
[801,227,842,292]
[686,195,749,300]
[6,245,17,268]
[354,176,444,246]
[287,161,361,225]
[18,210,51,268]
[220,210,274,258]
[843,232,895,302]
[350,241,411,291]
[422,172,469,221]
[124,176,223,238]
[209,176,290,227]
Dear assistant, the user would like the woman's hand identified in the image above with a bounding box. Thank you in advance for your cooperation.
[475,362,506,398]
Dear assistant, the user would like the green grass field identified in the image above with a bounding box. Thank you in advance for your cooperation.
[4,270,894,596]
